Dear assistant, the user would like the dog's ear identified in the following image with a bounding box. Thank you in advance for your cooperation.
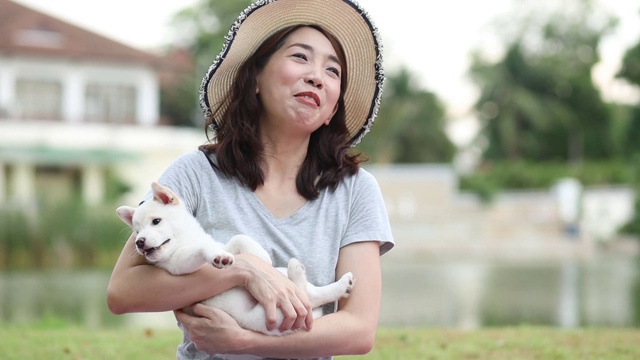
[116,206,135,227]
[151,182,180,206]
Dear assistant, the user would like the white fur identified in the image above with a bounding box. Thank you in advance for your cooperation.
[116,182,355,336]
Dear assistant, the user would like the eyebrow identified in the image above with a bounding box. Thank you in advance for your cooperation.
[288,43,341,66]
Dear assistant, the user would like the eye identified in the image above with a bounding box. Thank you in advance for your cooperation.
[292,53,308,61]
[152,218,161,225]
[327,67,340,77]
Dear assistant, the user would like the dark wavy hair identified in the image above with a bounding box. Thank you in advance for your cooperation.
[200,25,366,200]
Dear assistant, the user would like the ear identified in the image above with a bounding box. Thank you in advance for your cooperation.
[116,206,135,227]
[151,182,180,206]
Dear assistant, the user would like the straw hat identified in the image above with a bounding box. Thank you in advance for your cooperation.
[199,0,384,146]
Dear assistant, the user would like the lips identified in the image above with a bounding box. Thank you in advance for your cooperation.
[294,92,320,107]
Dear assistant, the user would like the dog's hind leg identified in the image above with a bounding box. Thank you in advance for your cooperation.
[286,258,355,314]
[305,272,355,309]
[286,258,309,290]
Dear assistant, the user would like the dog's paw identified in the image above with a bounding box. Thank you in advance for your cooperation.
[338,272,355,297]
[212,252,234,269]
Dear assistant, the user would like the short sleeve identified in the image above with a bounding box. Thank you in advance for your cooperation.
[341,169,395,255]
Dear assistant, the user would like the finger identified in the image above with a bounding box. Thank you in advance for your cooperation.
[191,303,214,318]
[174,309,186,322]
[174,308,196,326]
[278,301,297,332]
[292,288,313,330]
[290,298,309,330]
[305,306,314,330]
[264,302,278,331]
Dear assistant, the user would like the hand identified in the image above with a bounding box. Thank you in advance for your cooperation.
[175,304,247,354]
[235,253,313,332]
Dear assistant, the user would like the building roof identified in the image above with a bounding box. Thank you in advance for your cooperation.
[0,0,160,66]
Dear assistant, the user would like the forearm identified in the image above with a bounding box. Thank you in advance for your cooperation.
[242,306,378,357]
[107,234,246,314]
[108,264,243,314]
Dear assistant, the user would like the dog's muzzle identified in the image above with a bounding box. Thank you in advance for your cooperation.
[136,238,170,256]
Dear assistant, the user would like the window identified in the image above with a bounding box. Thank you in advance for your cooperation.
[15,79,62,120]
[85,84,136,124]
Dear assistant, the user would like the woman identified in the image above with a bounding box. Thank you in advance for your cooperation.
[107,0,394,358]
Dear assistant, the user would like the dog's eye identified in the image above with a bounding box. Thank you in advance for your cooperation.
[152,218,161,225]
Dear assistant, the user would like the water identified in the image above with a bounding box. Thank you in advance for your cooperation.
[380,255,640,328]
[0,255,638,329]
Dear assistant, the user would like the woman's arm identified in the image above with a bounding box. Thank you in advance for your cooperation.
[107,233,312,331]
[107,233,243,314]
[176,240,382,357]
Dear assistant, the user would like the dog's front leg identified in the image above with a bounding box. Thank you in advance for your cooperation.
[201,241,235,269]
[163,243,233,275]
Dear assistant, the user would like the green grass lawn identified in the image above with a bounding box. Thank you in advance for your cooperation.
[1,325,639,359]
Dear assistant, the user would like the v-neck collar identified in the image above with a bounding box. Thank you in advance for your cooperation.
[248,189,311,224]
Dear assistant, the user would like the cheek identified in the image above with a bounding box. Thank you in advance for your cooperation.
[326,85,341,111]
[256,74,284,101]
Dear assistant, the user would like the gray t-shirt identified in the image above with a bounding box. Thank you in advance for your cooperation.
[154,150,394,360]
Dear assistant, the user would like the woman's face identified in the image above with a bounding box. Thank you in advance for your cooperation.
[256,26,342,142]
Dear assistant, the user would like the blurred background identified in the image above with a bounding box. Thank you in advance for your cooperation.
[0,0,639,331]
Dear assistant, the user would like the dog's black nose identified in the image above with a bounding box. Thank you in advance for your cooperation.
[136,238,146,248]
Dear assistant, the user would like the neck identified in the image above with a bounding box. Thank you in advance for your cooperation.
[261,133,309,183]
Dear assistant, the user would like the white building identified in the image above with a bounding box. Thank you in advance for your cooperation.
[0,0,203,206]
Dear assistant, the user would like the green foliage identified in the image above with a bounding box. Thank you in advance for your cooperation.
[356,68,456,163]
[0,207,35,269]
[616,39,640,157]
[460,160,639,201]
[104,170,132,203]
[170,0,250,58]
[620,195,640,236]
[159,1,251,128]
[0,200,128,269]
[470,0,618,163]
[618,40,640,87]
[160,73,200,128]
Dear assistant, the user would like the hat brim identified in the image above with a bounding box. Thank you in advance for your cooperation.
[199,0,384,146]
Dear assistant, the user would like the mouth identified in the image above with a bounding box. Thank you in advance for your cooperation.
[294,92,320,107]
[141,239,170,257]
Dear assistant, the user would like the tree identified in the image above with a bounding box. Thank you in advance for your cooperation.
[470,0,618,163]
[616,12,640,240]
[356,68,455,163]
[160,1,251,128]
[619,40,640,87]
[617,24,640,157]
[170,1,250,60]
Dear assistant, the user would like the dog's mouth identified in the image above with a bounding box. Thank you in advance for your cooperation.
[141,239,170,257]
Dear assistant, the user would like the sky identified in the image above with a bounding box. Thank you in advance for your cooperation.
[13,0,640,145]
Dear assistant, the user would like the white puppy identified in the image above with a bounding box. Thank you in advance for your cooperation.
[116,182,355,336]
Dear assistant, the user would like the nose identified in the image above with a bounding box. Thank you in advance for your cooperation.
[305,71,323,89]
[135,238,146,249]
